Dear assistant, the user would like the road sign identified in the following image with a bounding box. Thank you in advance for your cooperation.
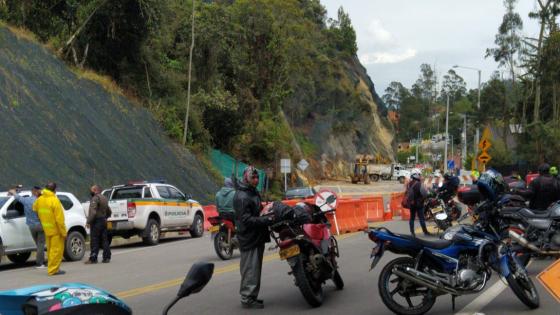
[477,151,491,164]
[447,160,455,170]
[481,126,492,140]
[478,138,492,151]
[315,189,338,212]
[280,159,291,174]
[297,159,309,171]
[538,258,560,303]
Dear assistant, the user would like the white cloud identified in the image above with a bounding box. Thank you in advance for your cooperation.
[360,49,417,65]
[367,19,392,43]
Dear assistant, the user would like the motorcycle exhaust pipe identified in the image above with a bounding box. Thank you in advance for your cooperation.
[508,230,560,255]
[392,268,458,295]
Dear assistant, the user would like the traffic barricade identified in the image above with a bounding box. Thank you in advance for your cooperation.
[390,192,404,217]
[362,196,384,222]
[202,205,219,231]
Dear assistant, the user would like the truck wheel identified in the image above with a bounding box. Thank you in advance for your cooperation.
[370,174,380,182]
[190,213,204,238]
[7,252,31,265]
[64,231,86,261]
[143,219,160,245]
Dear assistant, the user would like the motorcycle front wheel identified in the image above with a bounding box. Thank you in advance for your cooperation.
[290,254,324,307]
[378,257,436,315]
[506,257,540,309]
[213,230,234,260]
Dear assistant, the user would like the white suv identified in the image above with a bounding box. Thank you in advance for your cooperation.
[0,191,88,265]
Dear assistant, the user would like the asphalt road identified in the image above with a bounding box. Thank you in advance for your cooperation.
[0,219,557,315]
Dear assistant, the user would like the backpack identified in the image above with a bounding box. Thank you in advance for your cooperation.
[402,181,418,209]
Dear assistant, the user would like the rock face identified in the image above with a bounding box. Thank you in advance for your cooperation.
[289,56,395,179]
[0,27,217,202]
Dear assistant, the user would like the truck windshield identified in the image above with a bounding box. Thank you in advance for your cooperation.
[0,197,9,208]
[112,187,144,200]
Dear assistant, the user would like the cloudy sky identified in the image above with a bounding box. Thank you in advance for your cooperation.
[322,0,540,95]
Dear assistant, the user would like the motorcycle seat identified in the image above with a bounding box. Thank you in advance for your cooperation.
[393,233,453,249]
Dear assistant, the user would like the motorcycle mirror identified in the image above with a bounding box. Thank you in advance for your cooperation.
[177,262,214,298]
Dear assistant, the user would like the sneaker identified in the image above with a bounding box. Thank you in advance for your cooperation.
[84,260,97,264]
[102,259,110,264]
[241,299,264,309]
[51,270,66,276]
[35,264,47,269]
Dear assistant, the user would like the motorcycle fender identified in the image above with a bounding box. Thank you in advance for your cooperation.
[370,242,385,271]
[287,255,300,268]
[499,255,511,278]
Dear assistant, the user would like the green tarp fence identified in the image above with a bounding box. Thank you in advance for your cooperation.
[211,149,266,192]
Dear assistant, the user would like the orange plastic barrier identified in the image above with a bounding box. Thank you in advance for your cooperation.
[362,196,384,222]
[390,192,404,217]
[202,205,219,231]
[334,198,368,234]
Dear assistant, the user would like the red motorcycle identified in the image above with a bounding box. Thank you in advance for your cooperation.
[208,213,238,260]
[264,191,344,307]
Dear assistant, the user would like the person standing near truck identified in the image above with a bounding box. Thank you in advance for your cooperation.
[8,186,45,268]
[85,185,112,264]
[33,182,67,276]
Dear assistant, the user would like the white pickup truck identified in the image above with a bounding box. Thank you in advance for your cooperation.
[83,182,205,245]
[0,191,88,265]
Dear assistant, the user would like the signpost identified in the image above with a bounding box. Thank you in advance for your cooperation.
[477,127,492,171]
[280,159,291,192]
[538,258,560,303]
[297,159,309,171]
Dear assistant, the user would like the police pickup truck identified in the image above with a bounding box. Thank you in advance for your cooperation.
[83,181,205,245]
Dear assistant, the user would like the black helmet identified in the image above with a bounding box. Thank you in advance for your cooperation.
[538,163,550,175]
[477,169,507,201]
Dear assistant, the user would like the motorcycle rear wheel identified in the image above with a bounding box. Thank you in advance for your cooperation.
[291,255,324,307]
[378,257,436,315]
[213,230,234,260]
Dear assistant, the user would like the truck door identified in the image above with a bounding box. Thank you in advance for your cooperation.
[0,197,29,251]
[155,186,174,226]
[167,186,189,226]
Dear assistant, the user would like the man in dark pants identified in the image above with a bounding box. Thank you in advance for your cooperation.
[85,185,112,264]
[525,163,560,210]
[234,166,275,309]
[406,169,431,237]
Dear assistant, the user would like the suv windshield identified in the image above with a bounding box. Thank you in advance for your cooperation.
[0,197,10,209]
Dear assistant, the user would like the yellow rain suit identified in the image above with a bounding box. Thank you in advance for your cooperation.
[33,189,66,275]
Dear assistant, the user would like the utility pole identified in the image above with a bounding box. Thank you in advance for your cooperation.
[444,94,450,173]
[462,114,467,169]
[182,0,195,146]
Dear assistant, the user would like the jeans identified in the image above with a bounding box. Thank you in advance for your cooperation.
[239,244,265,302]
[89,218,111,261]
[409,205,429,236]
[29,225,45,266]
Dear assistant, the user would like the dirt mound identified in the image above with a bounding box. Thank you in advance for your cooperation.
[0,27,217,202]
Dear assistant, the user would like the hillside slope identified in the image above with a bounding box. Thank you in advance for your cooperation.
[0,27,218,201]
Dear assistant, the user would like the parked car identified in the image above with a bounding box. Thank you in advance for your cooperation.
[284,187,316,200]
[0,190,88,265]
[82,180,204,246]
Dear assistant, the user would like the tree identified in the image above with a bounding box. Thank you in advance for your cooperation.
[382,81,407,112]
[327,6,357,55]
[440,69,467,101]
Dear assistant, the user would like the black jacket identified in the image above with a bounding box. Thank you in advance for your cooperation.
[233,182,271,251]
[527,175,560,210]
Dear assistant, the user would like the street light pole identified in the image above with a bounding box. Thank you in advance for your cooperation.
[453,65,482,170]
[444,94,450,173]
[462,114,467,168]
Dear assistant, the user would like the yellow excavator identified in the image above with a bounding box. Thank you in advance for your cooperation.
[350,154,372,184]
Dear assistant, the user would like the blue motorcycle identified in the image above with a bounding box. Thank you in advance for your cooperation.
[367,220,539,315]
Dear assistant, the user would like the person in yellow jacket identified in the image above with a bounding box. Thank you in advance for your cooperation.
[33,182,67,275]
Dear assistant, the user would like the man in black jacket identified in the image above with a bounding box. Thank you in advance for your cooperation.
[234,166,274,309]
[526,164,560,210]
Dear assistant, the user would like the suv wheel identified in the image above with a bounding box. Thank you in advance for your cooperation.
[190,213,204,238]
[7,252,31,265]
[143,219,160,245]
[64,231,86,261]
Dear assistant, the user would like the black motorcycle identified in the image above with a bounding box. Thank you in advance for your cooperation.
[424,191,461,231]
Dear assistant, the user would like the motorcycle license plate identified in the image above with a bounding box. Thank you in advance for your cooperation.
[106,222,112,230]
[209,226,220,233]
[279,245,300,260]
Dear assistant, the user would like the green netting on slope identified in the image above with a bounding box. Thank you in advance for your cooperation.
[0,28,218,203]
[210,149,265,192]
